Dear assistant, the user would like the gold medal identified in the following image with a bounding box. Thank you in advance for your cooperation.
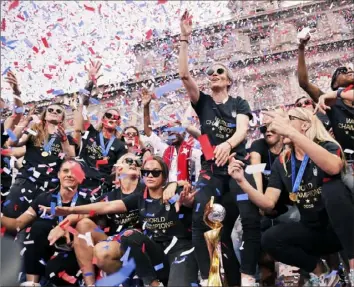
[289,193,297,202]
[41,151,49,157]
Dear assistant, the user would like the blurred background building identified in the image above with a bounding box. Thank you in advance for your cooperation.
[12,0,354,140]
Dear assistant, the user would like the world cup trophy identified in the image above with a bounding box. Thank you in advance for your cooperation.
[203,196,226,286]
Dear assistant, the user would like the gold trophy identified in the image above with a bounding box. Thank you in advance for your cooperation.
[203,196,226,287]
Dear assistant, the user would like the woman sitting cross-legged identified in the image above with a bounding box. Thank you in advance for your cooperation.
[54,155,199,287]
[228,107,354,287]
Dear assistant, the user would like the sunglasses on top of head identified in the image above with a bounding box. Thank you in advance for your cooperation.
[141,169,163,178]
[47,107,63,114]
[206,68,225,76]
[123,158,142,167]
[295,99,313,108]
[104,112,120,121]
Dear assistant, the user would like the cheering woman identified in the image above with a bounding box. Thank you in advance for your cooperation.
[3,104,76,218]
[179,10,260,286]
[228,107,354,286]
[73,61,127,197]
[54,156,198,286]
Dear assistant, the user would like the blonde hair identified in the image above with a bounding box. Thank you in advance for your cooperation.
[31,105,66,147]
[96,108,121,138]
[280,107,346,173]
[113,153,140,177]
[208,62,234,91]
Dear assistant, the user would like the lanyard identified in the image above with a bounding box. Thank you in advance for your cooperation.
[57,192,79,223]
[99,132,115,157]
[43,137,56,152]
[291,153,309,193]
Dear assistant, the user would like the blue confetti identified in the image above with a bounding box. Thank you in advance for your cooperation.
[154,263,164,271]
[168,194,180,205]
[2,67,11,76]
[263,170,271,175]
[155,79,183,98]
[89,98,100,105]
[195,203,200,212]
[84,272,94,277]
[14,106,25,114]
[145,213,155,217]
[237,194,249,201]
[3,200,11,207]
[179,214,184,219]
[6,128,17,141]
[79,88,90,95]
[24,39,33,48]
[120,247,131,263]
[23,11,29,19]
[52,90,65,96]
[164,126,186,133]
[216,188,221,196]
[94,227,105,234]
[51,202,56,215]
[90,115,98,121]
[96,258,136,287]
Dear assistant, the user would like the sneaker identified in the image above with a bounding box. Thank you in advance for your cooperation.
[20,282,41,287]
[199,279,208,287]
[325,270,340,287]
[304,273,328,287]
[349,269,354,287]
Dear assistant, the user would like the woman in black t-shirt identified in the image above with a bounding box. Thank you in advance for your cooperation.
[178,11,260,286]
[73,104,127,197]
[3,104,76,218]
[68,153,142,286]
[54,156,198,287]
[228,108,354,286]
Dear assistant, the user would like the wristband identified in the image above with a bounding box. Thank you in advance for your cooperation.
[180,39,189,44]
[226,141,233,149]
[61,136,68,143]
[336,88,344,98]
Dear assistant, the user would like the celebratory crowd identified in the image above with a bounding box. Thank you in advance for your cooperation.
[1,11,354,287]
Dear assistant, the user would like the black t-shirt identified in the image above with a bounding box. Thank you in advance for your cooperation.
[268,141,342,228]
[122,187,192,242]
[1,123,12,193]
[18,134,76,186]
[95,185,141,236]
[79,125,127,183]
[192,91,252,166]
[316,112,331,131]
[30,189,90,225]
[249,139,290,215]
[326,98,354,160]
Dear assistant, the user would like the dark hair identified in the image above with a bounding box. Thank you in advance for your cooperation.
[142,155,169,184]
[331,66,347,91]
[60,158,84,171]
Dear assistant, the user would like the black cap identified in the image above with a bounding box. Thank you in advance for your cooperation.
[331,66,347,91]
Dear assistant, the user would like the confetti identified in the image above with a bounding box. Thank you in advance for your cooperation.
[164,236,178,254]
[198,135,214,161]
[236,194,249,201]
[154,263,164,271]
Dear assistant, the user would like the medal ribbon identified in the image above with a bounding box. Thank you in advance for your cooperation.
[57,192,79,223]
[291,153,309,193]
[43,137,56,153]
[99,132,115,157]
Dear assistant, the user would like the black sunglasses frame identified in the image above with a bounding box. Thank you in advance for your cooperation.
[47,107,63,114]
[105,112,120,121]
[123,158,142,167]
[206,68,225,76]
[141,169,163,178]
[295,99,312,108]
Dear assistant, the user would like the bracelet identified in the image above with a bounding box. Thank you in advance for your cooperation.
[61,136,68,143]
[336,88,344,98]
[226,141,233,149]
[180,39,189,44]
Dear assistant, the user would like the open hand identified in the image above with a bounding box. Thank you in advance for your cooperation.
[175,189,197,212]
[214,143,233,167]
[180,10,193,37]
[86,60,102,82]
[5,71,21,95]
[141,88,152,107]
[48,226,67,246]
[314,94,335,115]
[228,157,246,183]
[262,111,295,138]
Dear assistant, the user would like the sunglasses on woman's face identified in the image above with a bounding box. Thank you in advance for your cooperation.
[47,108,63,114]
[141,169,163,178]
[124,158,142,167]
[295,99,312,108]
[206,68,225,76]
[125,132,138,137]
[105,112,120,121]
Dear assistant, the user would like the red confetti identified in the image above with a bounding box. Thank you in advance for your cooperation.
[91,186,101,195]
[41,37,49,48]
[158,0,168,4]
[198,135,214,161]
[17,14,25,21]
[8,0,19,11]
[96,159,108,169]
[46,89,54,94]
[202,174,211,180]
[142,243,145,253]
[0,149,11,156]
[88,47,95,55]
[32,46,39,53]
[1,226,6,237]
[84,4,95,12]
[89,210,96,217]
[59,271,77,284]
[145,29,153,40]
[65,225,78,236]
[70,163,85,184]
[44,74,53,79]
[1,18,6,31]
[344,84,353,92]
[104,227,110,233]
[64,60,75,65]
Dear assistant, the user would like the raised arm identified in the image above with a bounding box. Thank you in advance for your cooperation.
[142,89,153,137]
[178,11,200,105]
[297,38,324,102]
[3,71,24,131]
[55,200,128,216]
[1,207,37,232]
